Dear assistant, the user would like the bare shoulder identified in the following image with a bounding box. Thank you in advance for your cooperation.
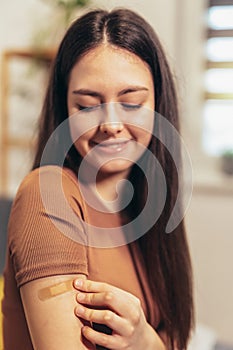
[20,273,95,350]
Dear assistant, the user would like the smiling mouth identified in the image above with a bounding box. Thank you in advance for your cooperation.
[91,139,131,153]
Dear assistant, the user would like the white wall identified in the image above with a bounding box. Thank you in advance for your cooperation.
[0,0,51,49]
[1,0,233,345]
[186,190,233,344]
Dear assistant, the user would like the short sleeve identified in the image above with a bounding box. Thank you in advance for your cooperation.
[8,166,88,288]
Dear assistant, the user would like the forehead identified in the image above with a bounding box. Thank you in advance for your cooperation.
[81,44,145,64]
[68,44,153,88]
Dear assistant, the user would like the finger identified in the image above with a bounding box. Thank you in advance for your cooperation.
[76,290,114,308]
[75,304,131,336]
[81,325,124,350]
[74,279,111,293]
[74,279,144,323]
[76,291,143,329]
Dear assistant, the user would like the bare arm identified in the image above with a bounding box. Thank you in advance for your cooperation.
[20,274,95,350]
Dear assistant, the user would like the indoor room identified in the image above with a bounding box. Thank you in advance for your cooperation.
[0,1,233,349]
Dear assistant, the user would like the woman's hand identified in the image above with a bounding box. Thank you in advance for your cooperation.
[73,279,166,350]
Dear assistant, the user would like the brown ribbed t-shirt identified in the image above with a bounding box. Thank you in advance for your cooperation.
[2,166,160,350]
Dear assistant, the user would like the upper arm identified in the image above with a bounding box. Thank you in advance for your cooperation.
[20,274,95,350]
[8,166,88,287]
[8,167,91,348]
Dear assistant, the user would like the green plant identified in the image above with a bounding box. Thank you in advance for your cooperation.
[42,0,90,25]
[220,149,233,175]
[221,149,233,158]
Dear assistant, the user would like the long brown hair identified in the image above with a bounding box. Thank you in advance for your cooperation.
[33,8,194,349]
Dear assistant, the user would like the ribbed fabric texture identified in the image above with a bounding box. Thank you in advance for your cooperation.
[8,166,88,287]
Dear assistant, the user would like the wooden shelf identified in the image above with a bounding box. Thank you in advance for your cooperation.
[3,48,56,61]
[0,48,56,195]
[2,137,35,148]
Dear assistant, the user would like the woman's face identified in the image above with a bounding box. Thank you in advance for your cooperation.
[67,45,155,176]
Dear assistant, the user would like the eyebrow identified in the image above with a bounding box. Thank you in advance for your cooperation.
[72,86,149,98]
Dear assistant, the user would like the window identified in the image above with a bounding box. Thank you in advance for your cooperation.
[203,0,233,157]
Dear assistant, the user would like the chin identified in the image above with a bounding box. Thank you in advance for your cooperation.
[98,159,134,175]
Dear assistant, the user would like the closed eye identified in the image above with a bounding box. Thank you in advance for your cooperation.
[77,104,102,112]
[121,103,142,110]
[76,103,142,113]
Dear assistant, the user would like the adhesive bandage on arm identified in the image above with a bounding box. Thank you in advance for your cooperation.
[38,280,74,301]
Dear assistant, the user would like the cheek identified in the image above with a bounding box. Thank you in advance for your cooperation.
[73,138,85,157]
[69,115,97,151]
[140,131,153,148]
[69,110,98,141]
[72,127,99,158]
[125,107,154,139]
[128,121,154,147]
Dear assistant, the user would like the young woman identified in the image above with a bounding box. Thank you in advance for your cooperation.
[2,8,194,350]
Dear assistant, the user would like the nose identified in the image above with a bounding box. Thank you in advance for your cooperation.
[99,121,124,134]
[99,104,124,135]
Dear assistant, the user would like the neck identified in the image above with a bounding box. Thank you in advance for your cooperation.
[77,163,132,212]
[96,170,130,201]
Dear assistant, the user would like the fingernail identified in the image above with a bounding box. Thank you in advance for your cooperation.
[76,305,85,315]
[74,279,83,288]
[81,326,88,333]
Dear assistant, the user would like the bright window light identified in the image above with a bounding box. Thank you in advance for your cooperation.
[206,38,233,61]
[204,69,233,93]
[203,5,233,158]
[203,100,233,156]
[207,6,233,29]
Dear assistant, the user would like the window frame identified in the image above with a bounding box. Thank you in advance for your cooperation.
[202,0,233,159]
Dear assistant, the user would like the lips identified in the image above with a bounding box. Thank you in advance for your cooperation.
[91,139,132,153]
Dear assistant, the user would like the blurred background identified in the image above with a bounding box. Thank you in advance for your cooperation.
[0,0,233,349]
